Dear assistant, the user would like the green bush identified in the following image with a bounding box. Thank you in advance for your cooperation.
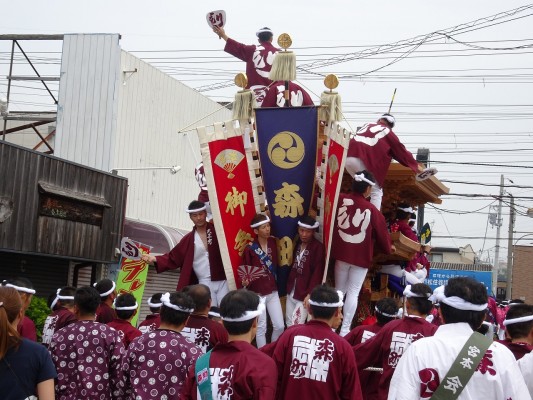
[26,296,50,342]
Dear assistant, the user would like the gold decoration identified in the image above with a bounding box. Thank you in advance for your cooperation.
[277,33,292,50]
[234,73,248,89]
[267,131,305,169]
[278,236,294,266]
[324,74,339,91]
[272,182,304,218]
[214,149,245,179]
[327,155,339,184]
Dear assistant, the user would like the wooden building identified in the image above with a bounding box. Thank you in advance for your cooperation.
[0,141,127,295]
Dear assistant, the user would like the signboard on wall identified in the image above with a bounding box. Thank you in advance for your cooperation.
[427,268,492,295]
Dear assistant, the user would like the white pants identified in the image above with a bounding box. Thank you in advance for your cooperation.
[380,265,427,285]
[200,280,229,308]
[256,291,285,348]
[334,260,368,337]
[345,156,384,210]
[285,290,307,327]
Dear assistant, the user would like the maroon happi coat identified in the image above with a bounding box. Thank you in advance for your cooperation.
[497,340,533,360]
[182,340,278,400]
[272,320,362,400]
[331,192,392,268]
[345,323,383,400]
[181,314,229,353]
[17,315,37,341]
[155,222,226,290]
[261,81,314,108]
[354,316,438,400]
[49,320,125,400]
[241,237,279,296]
[138,313,161,334]
[122,329,201,399]
[286,237,325,301]
[224,39,278,106]
[107,318,142,348]
[41,307,77,347]
[347,122,419,187]
[96,302,116,324]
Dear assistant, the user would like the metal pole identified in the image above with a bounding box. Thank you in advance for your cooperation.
[505,195,515,300]
[2,40,15,141]
[492,174,504,297]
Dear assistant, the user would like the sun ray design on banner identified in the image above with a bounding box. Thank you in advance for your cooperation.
[316,121,350,282]
[255,106,318,296]
[197,120,266,290]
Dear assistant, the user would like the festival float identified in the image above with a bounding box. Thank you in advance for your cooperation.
[198,12,449,326]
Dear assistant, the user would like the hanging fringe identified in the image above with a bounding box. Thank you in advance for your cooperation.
[319,91,342,122]
[233,90,256,120]
[269,51,296,81]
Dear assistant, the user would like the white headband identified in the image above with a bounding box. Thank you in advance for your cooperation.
[93,281,116,297]
[222,298,266,322]
[147,298,163,308]
[208,310,221,318]
[375,306,397,318]
[381,114,396,126]
[503,315,533,326]
[409,218,416,223]
[403,285,431,299]
[298,220,319,230]
[50,288,75,310]
[113,298,139,311]
[256,27,273,36]
[3,283,36,295]
[429,285,488,312]
[251,216,270,229]
[354,173,375,187]
[398,206,414,213]
[308,290,344,308]
[161,292,194,313]
[186,204,207,213]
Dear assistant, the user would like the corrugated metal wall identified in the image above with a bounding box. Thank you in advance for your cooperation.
[114,51,232,229]
[55,34,121,171]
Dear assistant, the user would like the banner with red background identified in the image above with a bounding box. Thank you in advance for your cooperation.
[316,122,350,281]
[197,121,265,290]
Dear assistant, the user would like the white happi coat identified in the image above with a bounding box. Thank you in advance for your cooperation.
[519,352,533,398]
[388,323,531,400]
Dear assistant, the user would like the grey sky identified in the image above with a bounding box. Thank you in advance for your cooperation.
[2,0,532,263]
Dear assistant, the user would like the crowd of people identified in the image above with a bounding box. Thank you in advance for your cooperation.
[1,274,532,399]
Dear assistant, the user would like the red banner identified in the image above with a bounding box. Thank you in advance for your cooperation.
[197,121,264,290]
[317,122,350,280]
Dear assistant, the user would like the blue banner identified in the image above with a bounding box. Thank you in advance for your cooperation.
[427,269,492,294]
[255,106,318,292]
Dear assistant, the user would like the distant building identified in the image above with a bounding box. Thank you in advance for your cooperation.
[509,245,532,302]
[429,244,477,264]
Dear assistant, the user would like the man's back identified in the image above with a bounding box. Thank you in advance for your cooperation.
[49,320,125,399]
[182,340,277,400]
[123,329,201,399]
[388,322,531,400]
[181,314,228,353]
[273,320,361,400]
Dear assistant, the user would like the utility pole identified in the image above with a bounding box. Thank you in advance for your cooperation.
[505,195,515,300]
[492,174,504,297]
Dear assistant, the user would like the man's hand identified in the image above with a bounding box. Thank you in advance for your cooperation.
[390,244,397,253]
[213,26,228,41]
[141,254,157,265]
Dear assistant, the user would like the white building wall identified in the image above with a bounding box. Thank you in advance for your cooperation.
[55,34,121,171]
[113,51,231,229]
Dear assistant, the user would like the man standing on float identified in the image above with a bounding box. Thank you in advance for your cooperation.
[213,25,278,106]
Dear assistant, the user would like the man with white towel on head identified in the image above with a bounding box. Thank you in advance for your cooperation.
[388,277,531,400]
